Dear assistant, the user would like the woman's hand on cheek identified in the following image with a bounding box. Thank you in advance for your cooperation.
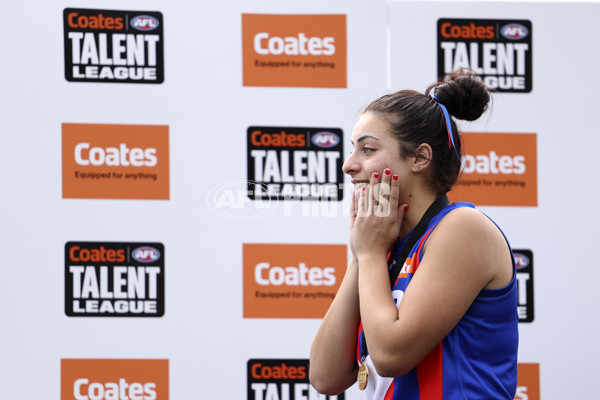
[353,169,408,258]
[349,188,358,260]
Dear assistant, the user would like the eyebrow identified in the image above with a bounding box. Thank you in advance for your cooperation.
[351,135,380,146]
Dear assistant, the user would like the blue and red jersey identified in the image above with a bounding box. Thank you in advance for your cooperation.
[357,202,518,399]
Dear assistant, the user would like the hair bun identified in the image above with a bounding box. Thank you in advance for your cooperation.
[429,68,490,121]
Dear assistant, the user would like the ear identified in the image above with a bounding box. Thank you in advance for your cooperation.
[412,143,432,173]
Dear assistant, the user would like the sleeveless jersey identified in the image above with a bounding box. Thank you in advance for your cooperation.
[356,202,518,400]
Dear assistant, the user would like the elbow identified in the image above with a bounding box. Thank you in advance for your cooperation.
[308,359,355,396]
[309,372,346,397]
[369,351,416,378]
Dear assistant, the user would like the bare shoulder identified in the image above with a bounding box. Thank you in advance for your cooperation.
[424,206,513,289]
[428,206,504,246]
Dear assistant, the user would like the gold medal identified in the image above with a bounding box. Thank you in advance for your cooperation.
[357,360,369,390]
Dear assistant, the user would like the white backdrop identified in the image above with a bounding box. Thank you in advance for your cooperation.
[1,1,598,399]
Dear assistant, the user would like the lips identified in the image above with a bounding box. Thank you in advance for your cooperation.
[352,181,369,190]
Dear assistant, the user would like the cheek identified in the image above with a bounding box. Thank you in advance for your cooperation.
[368,160,390,175]
[390,158,411,177]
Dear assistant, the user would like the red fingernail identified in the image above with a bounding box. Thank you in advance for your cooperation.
[373,173,380,179]
[362,186,366,191]
[384,169,391,175]
[403,205,409,212]
[393,175,398,181]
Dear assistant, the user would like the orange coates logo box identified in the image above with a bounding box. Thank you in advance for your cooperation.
[449,132,537,207]
[62,123,169,200]
[61,359,169,400]
[242,14,347,88]
[243,243,347,318]
[515,363,540,400]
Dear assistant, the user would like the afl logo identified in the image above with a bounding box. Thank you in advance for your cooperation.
[206,179,279,221]
[132,246,161,263]
[131,15,160,32]
[513,252,530,270]
[500,23,528,40]
[311,131,340,148]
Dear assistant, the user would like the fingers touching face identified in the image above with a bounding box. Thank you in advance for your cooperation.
[357,169,400,217]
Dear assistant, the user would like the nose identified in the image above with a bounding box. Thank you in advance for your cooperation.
[342,152,359,175]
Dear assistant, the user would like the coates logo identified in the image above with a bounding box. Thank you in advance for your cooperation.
[437,18,532,92]
[65,10,124,30]
[61,359,168,400]
[63,8,164,84]
[501,23,529,40]
[62,123,170,200]
[247,126,344,201]
[515,363,540,400]
[311,131,340,148]
[131,15,159,31]
[243,243,346,318]
[65,242,165,317]
[248,359,344,400]
[514,252,530,270]
[132,246,161,263]
[242,14,346,88]
[513,249,534,323]
[449,132,537,207]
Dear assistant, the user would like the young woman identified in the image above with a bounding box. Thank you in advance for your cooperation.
[309,69,518,399]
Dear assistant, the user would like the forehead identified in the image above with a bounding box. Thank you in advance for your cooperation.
[351,112,394,144]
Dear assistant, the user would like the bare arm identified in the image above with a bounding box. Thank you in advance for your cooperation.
[309,259,360,395]
[309,190,363,395]
[357,207,513,377]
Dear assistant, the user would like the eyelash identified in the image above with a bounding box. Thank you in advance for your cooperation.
[348,146,375,156]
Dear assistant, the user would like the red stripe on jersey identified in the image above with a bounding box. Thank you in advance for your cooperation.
[356,322,364,363]
[416,342,444,399]
[384,380,395,400]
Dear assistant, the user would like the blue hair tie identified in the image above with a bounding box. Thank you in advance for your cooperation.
[429,92,461,162]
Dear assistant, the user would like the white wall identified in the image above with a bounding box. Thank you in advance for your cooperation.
[1,1,597,399]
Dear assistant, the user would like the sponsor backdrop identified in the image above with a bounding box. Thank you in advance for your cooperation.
[0,1,598,399]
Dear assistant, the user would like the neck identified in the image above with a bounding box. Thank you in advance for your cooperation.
[399,190,439,238]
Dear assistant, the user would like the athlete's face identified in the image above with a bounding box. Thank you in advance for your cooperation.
[343,113,413,200]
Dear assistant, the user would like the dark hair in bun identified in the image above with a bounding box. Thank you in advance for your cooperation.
[364,68,491,194]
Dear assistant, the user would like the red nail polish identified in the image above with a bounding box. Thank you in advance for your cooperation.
[362,186,366,191]
[403,205,409,212]
[384,169,391,175]
[393,175,398,181]
[373,173,380,179]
